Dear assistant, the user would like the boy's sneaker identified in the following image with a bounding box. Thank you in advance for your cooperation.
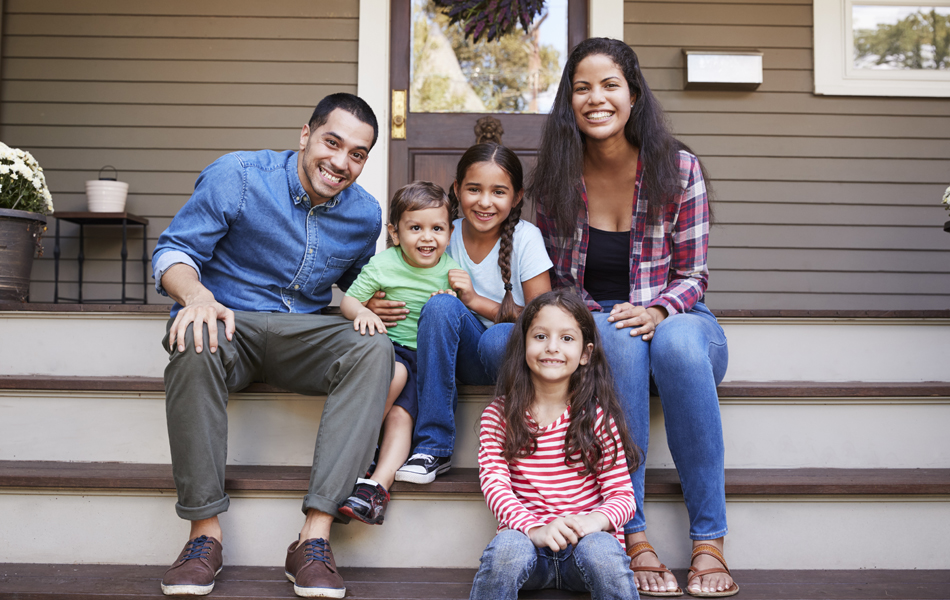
[393,453,451,484]
[338,479,389,525]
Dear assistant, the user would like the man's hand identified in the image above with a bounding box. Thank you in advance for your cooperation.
[606,303,667,341]
[168,297,234,354]
[162,263,234,354]
[366,290,409,327]
[527,517,580,552]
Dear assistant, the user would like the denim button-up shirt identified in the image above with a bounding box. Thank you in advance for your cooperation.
[152,150,381,317]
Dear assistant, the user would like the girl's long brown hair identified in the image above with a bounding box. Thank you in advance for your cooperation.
[448,143,524,324]
[494,290,640,475]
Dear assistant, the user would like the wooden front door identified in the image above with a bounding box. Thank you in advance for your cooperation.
[388,0,587,206]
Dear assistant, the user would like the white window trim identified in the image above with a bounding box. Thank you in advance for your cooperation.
[814,0,950,97]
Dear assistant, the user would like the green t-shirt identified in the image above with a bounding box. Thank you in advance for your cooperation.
[345,246,460,350]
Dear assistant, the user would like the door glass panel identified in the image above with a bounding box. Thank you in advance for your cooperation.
[410,0,568,113]
[852,5,950,70]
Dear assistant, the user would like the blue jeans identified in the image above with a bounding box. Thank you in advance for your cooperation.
[595,301,729,540]
[413,294,511,456]
[470,530,640,600]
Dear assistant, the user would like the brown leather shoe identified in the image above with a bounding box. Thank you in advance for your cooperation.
[285,537,345,598]
[161,535,223,596]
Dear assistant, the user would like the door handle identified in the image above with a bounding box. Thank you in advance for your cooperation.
[392,90,407,139]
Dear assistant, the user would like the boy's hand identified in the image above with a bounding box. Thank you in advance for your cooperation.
[563,512,611,538]
[527,518,579,552]
[448,269,478,305]
[430,289,457,298]
[353,307,387,336]
[366,290,408,327]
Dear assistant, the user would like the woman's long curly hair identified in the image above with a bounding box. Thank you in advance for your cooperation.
[494,290,641,475]
[529,37,710,237]
[448,142,525,324]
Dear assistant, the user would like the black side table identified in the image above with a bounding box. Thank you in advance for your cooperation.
[53,212,150,304]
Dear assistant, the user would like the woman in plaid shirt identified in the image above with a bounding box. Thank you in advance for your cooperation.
[528,38,737,598]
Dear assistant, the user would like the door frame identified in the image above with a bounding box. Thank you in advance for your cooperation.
[357,0,623,242]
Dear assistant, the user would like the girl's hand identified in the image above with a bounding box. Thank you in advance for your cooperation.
[353,308,387,336]
[366,291,409,327]
[563,512,611,538]
[527,518,579,552]
[430,289,457,298]
[448,268,478,305]
[607,303,668,341]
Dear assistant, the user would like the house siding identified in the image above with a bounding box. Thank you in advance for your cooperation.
[626,0,950,310]
[1,0,359,303]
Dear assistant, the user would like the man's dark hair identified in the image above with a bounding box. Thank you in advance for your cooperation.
[308,93,379,149]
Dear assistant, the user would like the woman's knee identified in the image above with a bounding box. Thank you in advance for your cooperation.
[478,323,515,378]
[650,315,713,369]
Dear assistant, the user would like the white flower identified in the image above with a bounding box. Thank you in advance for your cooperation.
[943,185,950,209]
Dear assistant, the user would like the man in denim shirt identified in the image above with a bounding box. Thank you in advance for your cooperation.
[152,94,392,599]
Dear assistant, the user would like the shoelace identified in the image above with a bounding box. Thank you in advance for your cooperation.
[407,453,433,464]
[182,535,213,561]
[302,538,331,565]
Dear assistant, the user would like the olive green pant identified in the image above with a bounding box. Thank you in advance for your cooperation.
[163,311,393,522]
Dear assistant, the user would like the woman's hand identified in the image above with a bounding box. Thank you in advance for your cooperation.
[366,290,409,327]
[607,303,668,341]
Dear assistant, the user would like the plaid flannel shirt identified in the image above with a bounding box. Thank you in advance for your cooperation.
[536,151,709,316]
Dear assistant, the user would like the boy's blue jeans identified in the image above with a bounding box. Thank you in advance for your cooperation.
[480,301,730,541]
[412,294,510,456]
[470,530,641,600]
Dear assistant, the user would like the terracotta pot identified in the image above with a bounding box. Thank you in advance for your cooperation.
[0,208,47,302]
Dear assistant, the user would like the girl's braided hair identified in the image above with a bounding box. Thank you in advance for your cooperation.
[449,142,525,323]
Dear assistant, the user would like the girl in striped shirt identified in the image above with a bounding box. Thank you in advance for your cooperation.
[470,290,642,600]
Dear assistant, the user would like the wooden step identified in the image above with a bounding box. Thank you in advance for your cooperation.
[2,461,949,497]
[3,375,949,398]
[1,564,948,599]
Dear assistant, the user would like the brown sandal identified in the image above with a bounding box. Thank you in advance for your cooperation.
[626,541,684,597]
[686,543,740,598]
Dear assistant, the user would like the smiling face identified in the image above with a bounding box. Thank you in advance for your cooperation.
[297,108,374,204]
[525,305,593,390]
[388,205,453,269]
[571,53,635,145]
[454,160,521,241]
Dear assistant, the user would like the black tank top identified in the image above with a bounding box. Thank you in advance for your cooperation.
[584,226,631,303]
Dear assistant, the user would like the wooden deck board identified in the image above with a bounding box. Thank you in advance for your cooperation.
[1,461,949,496]
[2,375,948,399]
[1,564,948,599]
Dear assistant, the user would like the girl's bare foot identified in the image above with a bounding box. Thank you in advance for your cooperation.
[624,532,681,595]
[687,538,737,596]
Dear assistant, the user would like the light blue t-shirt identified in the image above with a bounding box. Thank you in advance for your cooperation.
[447,219,553,328]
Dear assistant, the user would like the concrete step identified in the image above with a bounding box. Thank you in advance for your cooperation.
[2,377,948,469]
[4,564,948,600]
[1,461,948,570]
[2,305,949,382]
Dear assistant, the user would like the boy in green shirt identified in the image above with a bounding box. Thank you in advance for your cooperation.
[339,181,460,525]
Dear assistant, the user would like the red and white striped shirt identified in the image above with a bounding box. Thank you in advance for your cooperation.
[478,397,636,545]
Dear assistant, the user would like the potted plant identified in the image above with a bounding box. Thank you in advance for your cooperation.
[0,142,54,302]
[944,186,950,233]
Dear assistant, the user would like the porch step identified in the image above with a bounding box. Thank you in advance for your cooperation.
[2,377,948,469]
[1,461,948,570]
[1,564,948,600]
[3,306,949,382]
[3,461,949,496]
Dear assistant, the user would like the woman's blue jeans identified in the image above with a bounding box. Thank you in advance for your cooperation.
[413,294,511,457]
[470,530,641,600]
[595,300,729,540]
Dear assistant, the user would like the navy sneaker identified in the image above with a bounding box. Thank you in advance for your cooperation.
[394,453,451,484]
[338,479,390,525]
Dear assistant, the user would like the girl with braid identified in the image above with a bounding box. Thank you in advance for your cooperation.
[371,143,553,484]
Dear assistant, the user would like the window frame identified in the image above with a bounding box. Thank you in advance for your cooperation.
[814,0,950,97]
